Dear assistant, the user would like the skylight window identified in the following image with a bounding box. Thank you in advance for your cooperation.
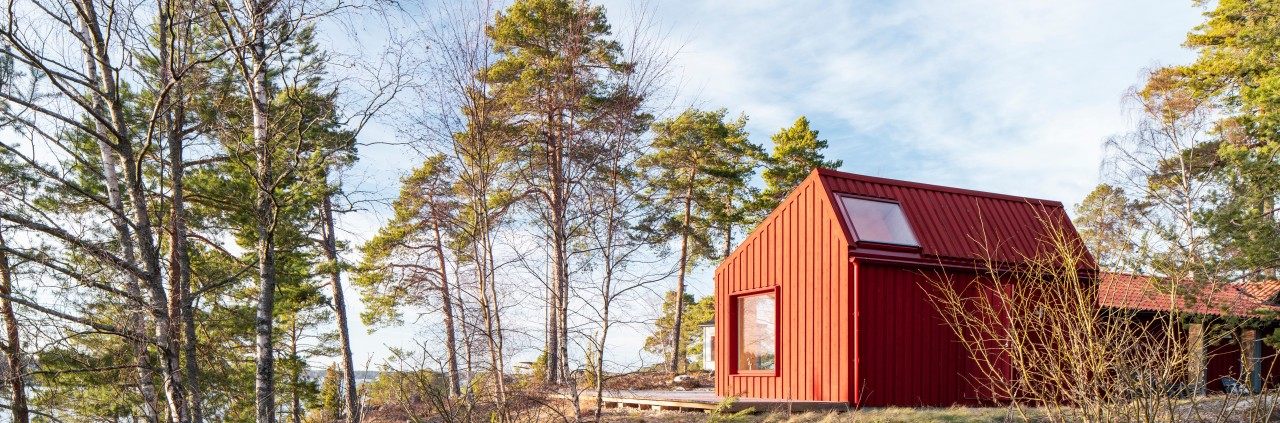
[839,196,919,246]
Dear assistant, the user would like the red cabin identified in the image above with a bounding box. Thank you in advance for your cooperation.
[712,168,1089,407]
[1099,273,1280,393]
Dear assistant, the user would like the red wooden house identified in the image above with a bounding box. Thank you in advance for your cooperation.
[712,168,1089,407]
[1099,273,1280,393]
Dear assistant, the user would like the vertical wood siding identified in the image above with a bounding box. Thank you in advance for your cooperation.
[1262,342,1280,387]
[713,169,1086,406]
[714,175,850,402]
[855,262,984,406]
[1207,339,1242,391]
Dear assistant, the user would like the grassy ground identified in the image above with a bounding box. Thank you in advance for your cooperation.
[585,395,1280,422]
[363,388,1280,422]
[589,406,1035,422]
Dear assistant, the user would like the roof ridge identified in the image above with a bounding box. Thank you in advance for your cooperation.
[815,167,1065,206]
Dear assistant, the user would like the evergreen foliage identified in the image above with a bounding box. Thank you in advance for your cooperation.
[758,116,843,215]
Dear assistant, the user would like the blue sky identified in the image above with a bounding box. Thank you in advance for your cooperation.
[322,0,1207,369]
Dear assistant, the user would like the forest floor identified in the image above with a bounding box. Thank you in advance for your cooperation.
[360,370,1280,422]
[361,371,1039,421]
[365,406,1025,422]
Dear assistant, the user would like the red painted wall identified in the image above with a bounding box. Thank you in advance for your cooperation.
[713,169,1079,405]
[1262,342,1280,387]
[714,174,850,402]
[1207,338,1242,391]
[854,262,997,406]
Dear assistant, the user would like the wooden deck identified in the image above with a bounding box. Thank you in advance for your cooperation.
[555,390,851,414]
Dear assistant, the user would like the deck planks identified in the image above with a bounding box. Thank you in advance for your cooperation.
[554,390,850,414]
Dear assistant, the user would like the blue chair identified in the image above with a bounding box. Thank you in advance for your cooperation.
[1220,376,1250,395]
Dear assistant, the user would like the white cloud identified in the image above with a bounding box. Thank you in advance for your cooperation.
[608,0,1203,206]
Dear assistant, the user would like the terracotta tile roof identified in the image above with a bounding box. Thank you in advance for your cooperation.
[1240,280,1280,303]
[1098,272,1280,317]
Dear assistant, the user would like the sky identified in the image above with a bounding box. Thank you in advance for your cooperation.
[320,0,1208,369]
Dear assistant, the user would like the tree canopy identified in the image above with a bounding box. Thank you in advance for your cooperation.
[758,116,843,214]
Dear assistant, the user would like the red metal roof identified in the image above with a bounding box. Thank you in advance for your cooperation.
[1098,272,1280,317]
[814,168,1092,266]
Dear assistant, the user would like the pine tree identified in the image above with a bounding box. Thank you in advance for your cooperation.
[758,116,843,214]
[1147,0,1280,280]
[1073,184,1142,271]
[315,365,343,422]
[707,129,765,259]
[640,108,757,373]
[485,0,642,385]
[355,154,463,396]
[643,293,714,370]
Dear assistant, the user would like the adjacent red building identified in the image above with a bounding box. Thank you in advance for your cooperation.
[712,168,1089,407]
[1099,273,1280,393]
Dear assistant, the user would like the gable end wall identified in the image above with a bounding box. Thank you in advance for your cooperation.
[714,173,851,402]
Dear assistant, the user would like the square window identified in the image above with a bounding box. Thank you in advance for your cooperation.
[838,196,919,246]
[736,292,776,372]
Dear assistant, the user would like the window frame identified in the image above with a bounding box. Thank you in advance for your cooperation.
[730,286,780,376]
[834,194,922,251]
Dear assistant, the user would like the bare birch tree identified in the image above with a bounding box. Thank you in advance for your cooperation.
[571,4,676,420]
[927,219,1276,422]
[389,0,516,418]
[1103,70,1222,283]
[0,0,211,419]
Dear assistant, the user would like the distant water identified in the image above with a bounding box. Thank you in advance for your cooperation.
[304,369,382,385]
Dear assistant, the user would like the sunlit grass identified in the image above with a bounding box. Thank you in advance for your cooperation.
[591,406,1041,422]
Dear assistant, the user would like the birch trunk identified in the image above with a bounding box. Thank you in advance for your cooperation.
[453,266,476,414]
[546,146,565,385]
[123,102,191,423]
[96,9,190,421]
[592,162,621,421]
[246,0,278,419]
[75,9,163,419]
[475,210,508,422]
[99,135,164,423]
[251,57,279,423]
[487,234,509,421]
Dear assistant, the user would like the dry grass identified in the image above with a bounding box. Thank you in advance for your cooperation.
[370,393,1280,422]
[585,406,1037,423]
[598,371,714,391]
[823,407,1037,422]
